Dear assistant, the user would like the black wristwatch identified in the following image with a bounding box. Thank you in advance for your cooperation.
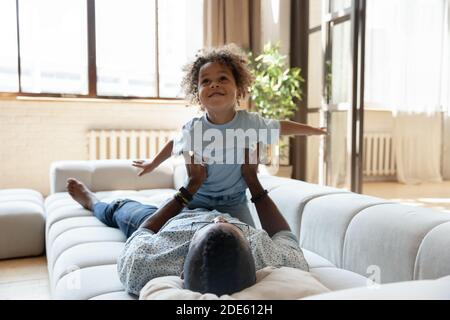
[251,189,268,203]
[179,186,194,202]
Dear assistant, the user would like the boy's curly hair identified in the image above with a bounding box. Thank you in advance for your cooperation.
[181,44,254,106]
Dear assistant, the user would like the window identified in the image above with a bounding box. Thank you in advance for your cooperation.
[309,0,322,29]
[158,0,203,98]
[19,0,88,94]
[0,0,19,92]
[330,0,352,12]
[95,0,156,97]
[0,0,204,99]
[331,21,352,106]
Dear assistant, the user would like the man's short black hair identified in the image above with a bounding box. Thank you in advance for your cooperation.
[183,226,256,296]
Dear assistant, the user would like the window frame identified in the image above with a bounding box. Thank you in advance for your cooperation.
[294,0,366,192]
[0,0,190,101]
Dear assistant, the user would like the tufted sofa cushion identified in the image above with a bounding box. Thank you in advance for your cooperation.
[0,189,45,259]
[45,188,175,299]
[50,160,175,194]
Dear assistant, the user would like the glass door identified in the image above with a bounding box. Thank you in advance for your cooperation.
[306,0,366,192]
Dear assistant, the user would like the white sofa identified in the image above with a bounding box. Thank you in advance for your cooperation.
[0,189,45,260]
[45,160,450,299]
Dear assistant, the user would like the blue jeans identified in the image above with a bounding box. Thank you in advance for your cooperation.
[93,199,158,238]
[187,191,255,227]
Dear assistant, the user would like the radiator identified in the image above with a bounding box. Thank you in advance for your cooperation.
[88,129,178,160]
[363,133,396,176]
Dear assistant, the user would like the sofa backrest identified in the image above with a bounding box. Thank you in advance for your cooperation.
[299,192,450,283]
[246,175,450,283]
[50,160,175,193]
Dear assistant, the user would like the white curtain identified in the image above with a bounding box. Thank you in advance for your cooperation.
[365,0,446,113]
[442,0,450,114]
[365,0,449,184]
[443,2,450,180]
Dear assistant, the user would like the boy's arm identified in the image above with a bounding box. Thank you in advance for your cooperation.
[133,139,174,176]
[280,120,327,136]
[152,139,173,167]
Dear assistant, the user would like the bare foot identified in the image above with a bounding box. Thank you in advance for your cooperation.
[66,178,98,210]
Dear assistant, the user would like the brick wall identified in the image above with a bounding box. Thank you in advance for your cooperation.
[0,98,198,195]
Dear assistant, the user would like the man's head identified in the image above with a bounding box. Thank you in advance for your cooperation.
[182,216,256,296]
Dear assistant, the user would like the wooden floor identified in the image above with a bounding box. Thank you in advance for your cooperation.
[363,181,450,214]
[0,256,51,300]
[1,180,449,300]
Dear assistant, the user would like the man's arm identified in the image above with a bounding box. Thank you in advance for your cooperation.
[241,148,290,237]
[280,120,327,136]
[139,154,206,233]
[244,175,290,237]
[138,179,202,233]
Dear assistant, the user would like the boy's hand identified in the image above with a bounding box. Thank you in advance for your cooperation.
[132,160,156,177]
[311,127,327,136]
[280,120,328,136]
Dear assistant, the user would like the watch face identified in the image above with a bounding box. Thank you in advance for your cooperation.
[180,187,193,200]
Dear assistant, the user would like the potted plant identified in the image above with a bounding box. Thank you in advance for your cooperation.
[248,42,304,177]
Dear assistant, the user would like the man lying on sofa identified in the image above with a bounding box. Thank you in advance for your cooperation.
[66,149,309,297]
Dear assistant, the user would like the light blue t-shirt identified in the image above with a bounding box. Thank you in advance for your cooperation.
[172,110,280,196]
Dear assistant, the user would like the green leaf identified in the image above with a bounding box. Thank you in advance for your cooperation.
[248,42,305,120]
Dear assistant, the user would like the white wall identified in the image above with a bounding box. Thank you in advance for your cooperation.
[0,98,198,195]
[364,110,394,133]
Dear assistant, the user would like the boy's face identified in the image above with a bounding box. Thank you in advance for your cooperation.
[198,62,238,113]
